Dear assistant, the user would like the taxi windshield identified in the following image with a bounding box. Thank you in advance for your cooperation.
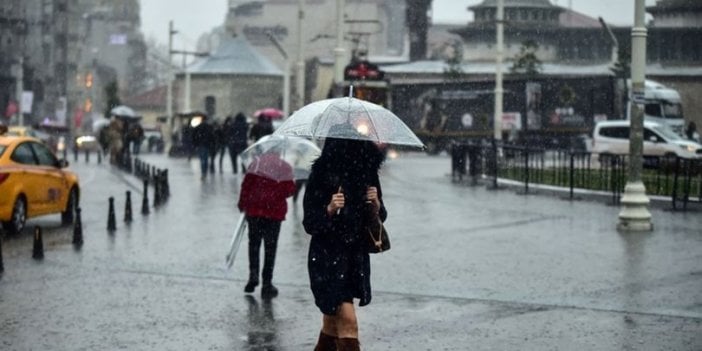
[0,145,6,158]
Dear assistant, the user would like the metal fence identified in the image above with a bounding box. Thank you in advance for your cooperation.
[450,141,702,211]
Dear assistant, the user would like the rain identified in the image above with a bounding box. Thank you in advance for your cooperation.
[1,0,701,350]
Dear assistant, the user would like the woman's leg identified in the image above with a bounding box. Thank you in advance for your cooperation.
[314,314,338,351]
[227,146,238,173]
[245,217,263,292]
[335,302,358,339]
[261,219,281,297]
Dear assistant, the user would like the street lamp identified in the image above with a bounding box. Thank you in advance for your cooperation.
[266,32,291,119]
[494,0,504,142]
[11,57,24,126]
[333,0,346,87]
[295,0,306,110]
[171,49,209,113]
[618,0,652,231]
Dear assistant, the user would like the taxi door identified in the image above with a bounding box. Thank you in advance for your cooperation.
[29,141,68,215]
[9,142,47,216]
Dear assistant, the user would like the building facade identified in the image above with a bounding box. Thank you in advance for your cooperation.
[0,0,146,132]
[385,0,702,137]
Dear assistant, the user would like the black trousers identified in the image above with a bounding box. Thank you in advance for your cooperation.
[246,216,281,284]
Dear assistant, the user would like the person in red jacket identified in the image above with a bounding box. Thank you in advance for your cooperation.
[238,152,296,298]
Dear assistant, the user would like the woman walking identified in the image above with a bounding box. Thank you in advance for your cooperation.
[303,129,387,351]
[238,151,296,298]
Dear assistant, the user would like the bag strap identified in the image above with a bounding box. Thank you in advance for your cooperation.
[368,219,383,251]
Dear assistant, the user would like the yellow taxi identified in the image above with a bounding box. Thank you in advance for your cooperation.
[0,132,80,235]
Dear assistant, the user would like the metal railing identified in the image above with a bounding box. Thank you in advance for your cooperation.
[450,140,701,210]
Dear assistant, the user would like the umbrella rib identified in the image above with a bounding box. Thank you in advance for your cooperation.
[359,101,381,144]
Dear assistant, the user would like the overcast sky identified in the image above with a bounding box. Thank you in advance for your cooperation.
[141,0,658,49]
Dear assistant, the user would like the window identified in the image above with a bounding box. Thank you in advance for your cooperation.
[599,126,629,139]
[205,96,216,117]
[644,103,662,118]
[643,128,664,143]
[11,143,37,165]
[30,142,58,167]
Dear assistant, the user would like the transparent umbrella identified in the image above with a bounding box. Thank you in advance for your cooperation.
[110,105,139,119]
[273,97,424,148]
[239,134,321,181]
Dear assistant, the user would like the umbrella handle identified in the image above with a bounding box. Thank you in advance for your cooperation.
[335,185,343,215]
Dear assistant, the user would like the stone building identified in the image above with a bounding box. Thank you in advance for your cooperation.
[174,36,283,120]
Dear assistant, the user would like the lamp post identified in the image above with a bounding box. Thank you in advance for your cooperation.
[295,0,306,110]
[171,49,209,113]
[167,21,177,138]
[618,0,652,232]
[333,0,346,87]
[493,0,504,142]
[12,57,24,126]
[266,32,291,119]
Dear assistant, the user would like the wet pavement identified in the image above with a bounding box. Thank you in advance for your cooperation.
[1,151,701,350]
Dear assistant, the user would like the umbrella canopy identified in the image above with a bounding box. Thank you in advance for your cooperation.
[92,118,110,132]
[110,105,140,119]
[240,134,321,181]
[254,107,284,120]
[273,97,424,148]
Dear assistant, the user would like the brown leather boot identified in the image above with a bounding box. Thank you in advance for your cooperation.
[336,337,360,351]
[314,331,337,351]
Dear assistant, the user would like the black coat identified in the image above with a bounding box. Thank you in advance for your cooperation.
[303,137,386,315]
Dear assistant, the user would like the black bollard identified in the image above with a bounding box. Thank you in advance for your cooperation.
[141,179,150,215]
[153,173,161,207]
[73,207,83,246]
[32,226,44,259]
[74,147,78,162]
[62,147,68,161]
[124,191,133,222]
[85,149,89,163]
[97,150,102,164]
[163,169,170,198]
[0,236,4,273]
[107,197,117,231]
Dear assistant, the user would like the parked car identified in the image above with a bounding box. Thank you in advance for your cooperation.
[592,120,702,160]
[0,134,80,235]
[74,134,101,152]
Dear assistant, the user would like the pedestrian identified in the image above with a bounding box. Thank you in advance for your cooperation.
[250,114,274,142]
[190,116,214,179]
[685,121,699,142]
[303,126,387,351]
[208,120,223,173]
[106,119,124,165]
[238,151,296,298]
[224,113,250,173]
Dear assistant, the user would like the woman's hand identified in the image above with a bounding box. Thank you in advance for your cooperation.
[327,186,345,216]
[366,186,380,214]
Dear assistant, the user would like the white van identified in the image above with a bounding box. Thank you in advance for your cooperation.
[627,80,685,135]
[592,120,702,159]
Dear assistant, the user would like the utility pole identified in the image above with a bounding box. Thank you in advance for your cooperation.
[333,0,346,87]
[618,0,652,231]
[266,32,291,119]
[295,0,305,111]
[167,21,177,141]
[172,49,209,113]
[494,0,504,141]
[14,56,24,126]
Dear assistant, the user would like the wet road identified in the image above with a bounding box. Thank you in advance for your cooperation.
[1,151,701,350]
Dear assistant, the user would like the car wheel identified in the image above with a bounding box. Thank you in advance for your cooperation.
[61,187,79,225]
[2,196,27,235]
